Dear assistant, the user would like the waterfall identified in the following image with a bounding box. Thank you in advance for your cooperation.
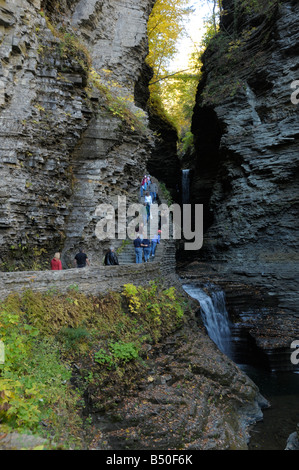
[183,283,232,356]
[182,169,190,204]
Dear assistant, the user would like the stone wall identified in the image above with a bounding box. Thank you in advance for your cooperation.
[0,261,173,299]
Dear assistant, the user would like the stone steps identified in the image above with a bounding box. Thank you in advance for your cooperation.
[118,241,163,265]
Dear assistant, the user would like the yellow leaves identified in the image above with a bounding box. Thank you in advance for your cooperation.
[0,379,16,414]
[121,282,185,344]
[147,0,191,79]
[0,388,13,402]
[123,284,142,315]
[34,104,45,113]
[147,1,200,142]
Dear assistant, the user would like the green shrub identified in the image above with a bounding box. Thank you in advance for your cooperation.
[109,341,139,364]
[123,281,185,342]
[0,308,78,438]
[94,341,139,370]
[0,282,186,444]
[94,348,115,369]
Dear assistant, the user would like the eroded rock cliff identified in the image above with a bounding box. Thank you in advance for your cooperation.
[186,0,299,352]
[0,0,155,270]
[0,0,273,450]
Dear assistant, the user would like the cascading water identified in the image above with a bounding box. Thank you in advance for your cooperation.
[182,281,299,450]
[181,169,190,205]
[183,283,232,357]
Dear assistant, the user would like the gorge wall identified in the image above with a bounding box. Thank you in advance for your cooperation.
[0,0,286,450]
[0,0,156,271]
[184,0,299,352]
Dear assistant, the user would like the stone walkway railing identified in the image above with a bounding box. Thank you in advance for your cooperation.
[0,240,177,299]
[0,178,178,299]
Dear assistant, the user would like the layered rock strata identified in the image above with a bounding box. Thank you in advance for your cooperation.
[188,0,299,345]
[0,1,273,450]
[0,0,154,270]
[89,312,268,450]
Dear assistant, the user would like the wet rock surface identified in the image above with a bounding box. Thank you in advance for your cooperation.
[178,260,299,371]
[89,316,268,451]
[0,0,155,269]
[187,0,299,349]
[286,424,299,451]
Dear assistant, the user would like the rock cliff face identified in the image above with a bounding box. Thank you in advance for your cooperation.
[0,1,275,450]
[89,313,268,451]
[188,0,299,347]
[0,0,154,270]
[146,106,181,203]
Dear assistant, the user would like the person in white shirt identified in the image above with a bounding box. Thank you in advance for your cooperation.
[144,192,152,222]
[144,192,152,205]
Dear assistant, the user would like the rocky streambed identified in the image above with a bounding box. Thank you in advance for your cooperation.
[178,260,299,372]
[176,264,299,451]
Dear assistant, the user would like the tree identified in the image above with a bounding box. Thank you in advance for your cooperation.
[147,0,192,82]
[146,0,222,155]
[159,52,201,147]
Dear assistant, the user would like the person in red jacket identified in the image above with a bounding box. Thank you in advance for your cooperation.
[51,252,62,270]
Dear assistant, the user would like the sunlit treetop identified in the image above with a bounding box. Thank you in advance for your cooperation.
[147,0,192,81]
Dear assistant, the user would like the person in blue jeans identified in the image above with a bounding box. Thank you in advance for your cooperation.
[141,238,151,263]
[149,181,158,203]
[151,232,160,258]
[140,175,147,198]
[134,236,143,264]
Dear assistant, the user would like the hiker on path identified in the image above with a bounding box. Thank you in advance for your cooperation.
[134,236,143,264]
[141,238,151,263]
[149,180,158,203]
[150,232,160,258]
[104,247,119,266]
[74,248,90,268]
[140,175,147,198]
[141,203,148,226]
[51,252,62,270]
[144,192,152,222]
